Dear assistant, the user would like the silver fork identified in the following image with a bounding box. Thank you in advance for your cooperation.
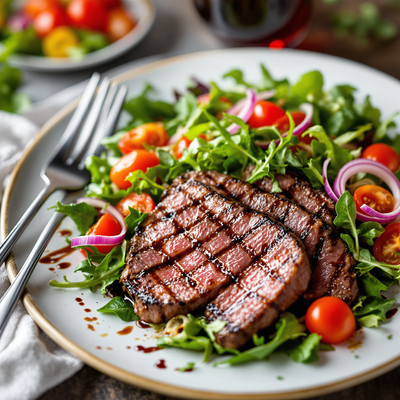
[0,73,127,267]
[0,75,127,336]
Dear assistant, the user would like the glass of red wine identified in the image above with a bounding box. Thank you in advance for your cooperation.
[193,0,312,48]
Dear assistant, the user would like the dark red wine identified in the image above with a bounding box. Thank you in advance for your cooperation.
[193,0,312,48]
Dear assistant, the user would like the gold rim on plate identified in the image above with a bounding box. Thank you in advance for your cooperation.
[2,49,400,400]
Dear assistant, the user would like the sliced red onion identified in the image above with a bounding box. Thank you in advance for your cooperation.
[71,198,127,247]
[330,159,400,223]
[8,14,31,32]
[322,159,339,202]
[256,103,313,149]
[226,89,256,135]
[227,89,276,116]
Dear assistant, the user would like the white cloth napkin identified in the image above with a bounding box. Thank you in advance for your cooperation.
[0,111,83,400]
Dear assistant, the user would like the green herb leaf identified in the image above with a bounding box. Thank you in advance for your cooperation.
[176,362,195,372]
[97,296,139,322]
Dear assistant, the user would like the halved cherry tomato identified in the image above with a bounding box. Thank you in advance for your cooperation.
[354,185,395,215]
[67,0,107,32]
[110,149,160,190]
[118,123,168,154]
[248,101,286,129]
[42,26,79,57]
[24,0,59,18]
[373,222,400,265]
[80,213,121,256]
[116,193,155,217]
[305,297,356,344]
[106,7,136,42]
[362,143,400,173]
[33,7,69,38]
[174,134,206,159]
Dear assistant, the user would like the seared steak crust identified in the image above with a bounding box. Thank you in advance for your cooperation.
[121,180,310,332]
[177,171,357,304]
[242,165,336,224]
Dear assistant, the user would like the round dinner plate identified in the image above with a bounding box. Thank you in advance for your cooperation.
[3,0,155,72]
[2,48,400,399]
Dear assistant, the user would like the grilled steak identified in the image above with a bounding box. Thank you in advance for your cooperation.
[121,180,311,332]
[243,165,336,225]
[176,171,358,304]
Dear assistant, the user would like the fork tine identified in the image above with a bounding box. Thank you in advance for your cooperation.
[51,72,101,164]
[80,83,128,166]
[66,77,112,165]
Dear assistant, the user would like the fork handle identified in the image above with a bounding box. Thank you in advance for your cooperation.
[0,210,64,337]
[0,185,53,266]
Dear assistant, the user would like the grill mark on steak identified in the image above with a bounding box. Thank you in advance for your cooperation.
[242,165,336,224]
[176,171,357,305]
[121,180,310,325]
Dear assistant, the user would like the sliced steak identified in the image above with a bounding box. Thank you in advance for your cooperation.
[176,171,357,304]
[121,180,310,329]
[242,165,336,225]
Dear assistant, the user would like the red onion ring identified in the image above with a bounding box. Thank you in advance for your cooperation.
[324,158,400,223]
[257,102,313,149]
[226,89,256,135]
[71,198,127,247]
[323,159,339,202]
[226,89,276,116]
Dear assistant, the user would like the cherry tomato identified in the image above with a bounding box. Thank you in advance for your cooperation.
[118,123,168,154]
[110,149,160,190]
[116,193,155,217]
[24,0,59,18]
[362,143,400,173]
[33,7,69,38]
[42,26,79,57]
[248,101,286,129]
[373,222,400,265]
[106,7,136,42]
[305,297,356,344]
[173,134,207,159]
[100,0,121,9]
[80,213,121,256]
[67,0,107,32]
[354,185,395,215]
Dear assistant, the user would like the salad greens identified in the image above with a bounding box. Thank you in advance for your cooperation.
[51,63,400,366]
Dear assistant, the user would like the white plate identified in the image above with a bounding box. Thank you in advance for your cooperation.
[4,0,155,71]
[2,48,400,400]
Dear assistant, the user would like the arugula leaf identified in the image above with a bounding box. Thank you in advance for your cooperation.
[49,201,98,235]
[125,207,147,238]
[353,296,396,327]
[176,362,195,372]
[279,333,321,364]
[333,123,372,145]
[214,313,307,366]
[357,222,384,246]
[357,249,400,279]
[291,71,324,104]
[49,241,127,292]
[97,296,139,322]
[373,112,399,142]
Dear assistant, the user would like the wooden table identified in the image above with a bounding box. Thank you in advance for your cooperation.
[39,0,400,399]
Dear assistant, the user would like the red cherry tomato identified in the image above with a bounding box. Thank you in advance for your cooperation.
[110,149,160,190]
[106,7,136,42]
[305,297,356,344]
[118,123,168,154]
[116,193,155,217]
[248,101,286,129]
[24,0,59,18]
[353,185,395,215]
[80,213,121,256]
[33,7,68,37]
[67,0,107,32]
[173,134,207,159]
[362,143,400,173]
[373,222,400,265]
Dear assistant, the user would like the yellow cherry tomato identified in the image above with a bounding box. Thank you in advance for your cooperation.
[42,26,79,58]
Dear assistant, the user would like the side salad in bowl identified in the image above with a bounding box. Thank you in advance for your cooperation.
[48,63,400,367]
